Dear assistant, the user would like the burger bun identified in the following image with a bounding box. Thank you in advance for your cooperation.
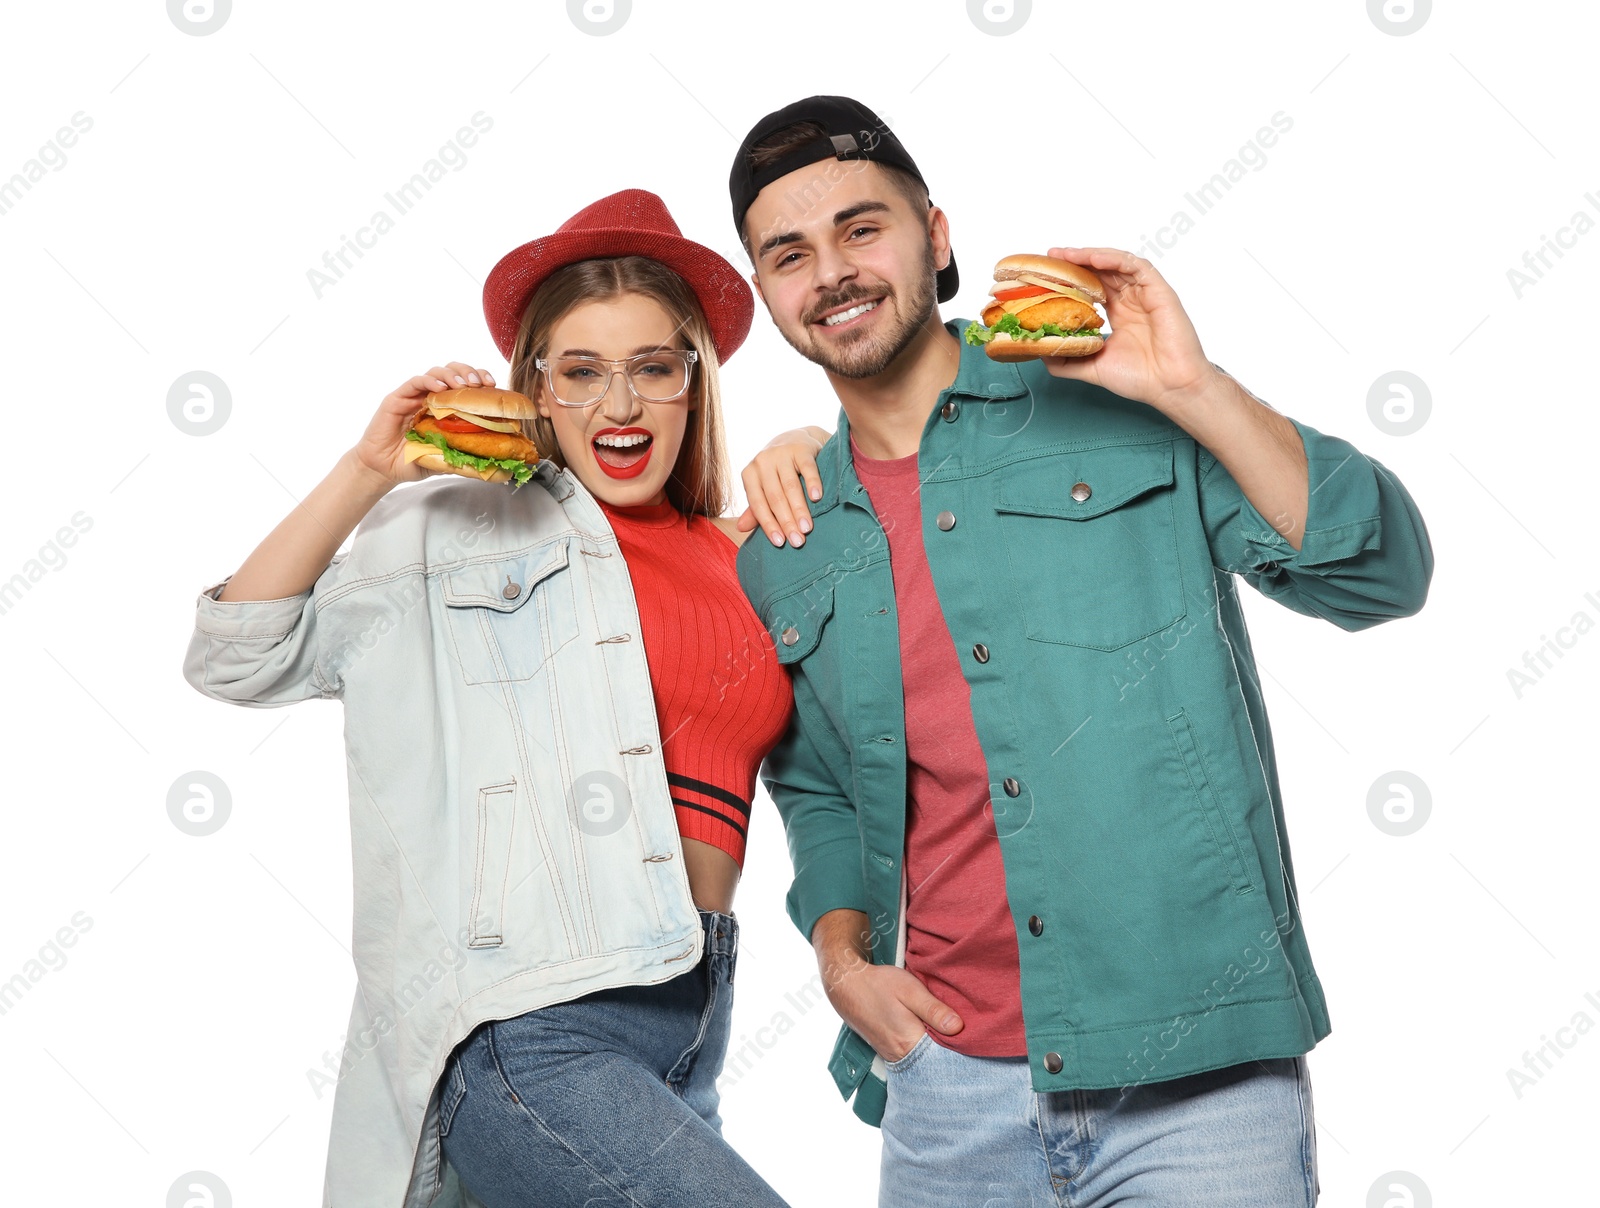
[407,448,516,484]
[983,332,1106,361]
[424,385,540,420]
[992,253,1107,304]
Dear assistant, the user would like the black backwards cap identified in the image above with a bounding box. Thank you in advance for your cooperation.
[729,95,958,303]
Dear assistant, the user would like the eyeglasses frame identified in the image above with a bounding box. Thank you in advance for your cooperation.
[532,348,699,408]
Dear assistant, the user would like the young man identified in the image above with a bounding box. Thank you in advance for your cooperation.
[728,96,1433,1207]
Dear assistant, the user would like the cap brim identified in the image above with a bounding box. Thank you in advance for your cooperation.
[936,251,959,304]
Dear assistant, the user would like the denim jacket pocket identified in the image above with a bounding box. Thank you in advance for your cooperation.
[468,778,520,947]
[1166,709,1254,896]
[994,442,1188,651]
[441,541,578,684]
[763,576,837,666]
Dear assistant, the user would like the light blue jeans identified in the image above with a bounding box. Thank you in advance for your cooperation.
[879,1033,1318,1207]
[439,908,790,1208]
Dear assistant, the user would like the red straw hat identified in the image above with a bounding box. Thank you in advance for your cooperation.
[482,188,754,364]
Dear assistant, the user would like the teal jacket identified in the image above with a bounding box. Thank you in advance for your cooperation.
[735,319,1433,1127]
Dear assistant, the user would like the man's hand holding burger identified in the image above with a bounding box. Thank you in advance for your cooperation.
[1039,246,1311,551]
[1033,248,1215,410]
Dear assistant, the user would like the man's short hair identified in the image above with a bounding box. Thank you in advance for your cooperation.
[739,119,931,258]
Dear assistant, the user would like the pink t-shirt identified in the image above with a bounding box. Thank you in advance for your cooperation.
[851,433,1027,1057]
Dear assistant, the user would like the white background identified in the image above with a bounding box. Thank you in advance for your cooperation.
[1,1,1595,1204]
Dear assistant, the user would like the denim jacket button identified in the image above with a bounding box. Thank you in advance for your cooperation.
[940,400,959,422]
[973,643,989,663]
[502,578,522,600]
[1043,1051,1064,1074]
[935,510,956,531]
[781,626,800,646]
[1070,482,1092,503]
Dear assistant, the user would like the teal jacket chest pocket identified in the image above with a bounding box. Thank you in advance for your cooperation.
[764,576,838,668]
[440,541,579,684]
[993,442,1187,651]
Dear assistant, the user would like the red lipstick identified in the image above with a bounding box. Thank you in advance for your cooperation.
[591,425,654,480]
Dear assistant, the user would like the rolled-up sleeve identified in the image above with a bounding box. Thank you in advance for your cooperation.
[1199,417,1434,630]
[760,687,870,945]
[182,553,350,706]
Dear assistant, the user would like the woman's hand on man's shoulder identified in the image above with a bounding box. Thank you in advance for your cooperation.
[737,425,831,549]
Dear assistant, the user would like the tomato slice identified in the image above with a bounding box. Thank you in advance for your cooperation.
[432,414,492,433]
[992,284,1051,302]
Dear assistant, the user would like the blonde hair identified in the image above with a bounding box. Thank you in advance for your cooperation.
[507,256,731,518]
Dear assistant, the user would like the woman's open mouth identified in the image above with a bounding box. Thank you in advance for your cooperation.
[592,427,654,479]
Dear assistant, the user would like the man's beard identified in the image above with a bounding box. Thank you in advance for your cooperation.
[778,243,940,380]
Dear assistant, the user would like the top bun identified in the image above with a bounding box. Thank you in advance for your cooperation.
[425,385,540,420]
[992,253,1106,303]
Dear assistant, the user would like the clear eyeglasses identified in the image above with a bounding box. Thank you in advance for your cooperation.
[533,349,698,407]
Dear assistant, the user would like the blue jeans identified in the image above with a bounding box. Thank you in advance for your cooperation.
[879,1034,1319,1207]
[440,908,789,1207]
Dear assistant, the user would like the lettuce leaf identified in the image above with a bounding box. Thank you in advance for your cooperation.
[964,310,1106,346]
[405,428,534,487]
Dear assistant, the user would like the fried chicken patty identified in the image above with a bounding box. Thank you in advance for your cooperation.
[981,294,1102,332]
[413,415,538,462]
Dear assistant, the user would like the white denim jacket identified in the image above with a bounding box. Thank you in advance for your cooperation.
[182,459,708,1207]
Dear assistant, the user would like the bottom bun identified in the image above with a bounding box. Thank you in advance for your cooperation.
[983,332,1105,361]
[411,449,514,484]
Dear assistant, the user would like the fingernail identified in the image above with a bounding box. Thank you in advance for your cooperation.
[788,531,803,546]
[468,374,481,384]
[800,517,812,532]
[810,487,822,500]
[453,375,465,384]
[769,530,783,546]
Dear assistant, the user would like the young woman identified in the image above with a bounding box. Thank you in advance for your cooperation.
[183,190,825,1208]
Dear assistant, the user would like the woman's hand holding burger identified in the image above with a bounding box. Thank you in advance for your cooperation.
[219,361,497,604]
[353,362,500,486]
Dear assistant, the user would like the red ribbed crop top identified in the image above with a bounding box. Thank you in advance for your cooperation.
[596,498,794,868]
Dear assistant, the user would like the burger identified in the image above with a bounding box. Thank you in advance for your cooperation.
[963,253,1108,360]
[402,386,541,487]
